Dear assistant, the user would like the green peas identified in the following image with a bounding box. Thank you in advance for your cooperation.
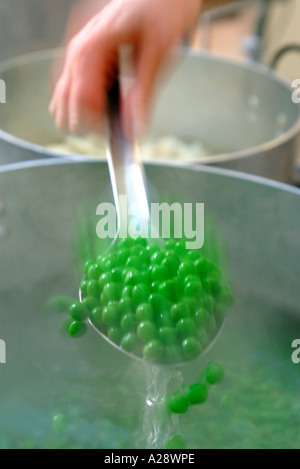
[174,241,186,256]
[80,280,88,299]
[84,260,94,275]
[119,297,134,316]
[161,256,178,278]
[121,332,138,352]
[110,267,123,283]
[194,257,214,278]
[149,293,169,315]
[165,346,183,364]
[69,302,88,322]
[176,318,197,339]
[102,302,121,327]
[121,286,133,299]
[107,326,123,345]
[151,265,168,283]
[186,250,201,262]
[136,303,155,322]
[151,251,165,265]
[68,321,87,339]
[205,363,225,385]
[132,284,150,305]
[186,383,208,405]
[193,308,208,327]
[88,263,102,280]
[98,272,112,291]
[126,256,141,270]
[143,340,163,361]
[121,314,136,332]
[164,239,176,250]
[124,269,142,286]
[89,307,103,330]
[218,285,234,308]
[82,297,99,312]
[165,434,186,450]
[168,392,189,414]
[52,414,67,432]
[202,295,215,313]
[170,303,190,322]
[135,236,148,247]
[184,280,202,299]
[178,261,195,279]
[159,327,177,345]
[118,237,135,250]
[137,321,157,343]
[181,337,202,360]
[87,280,100,299]
[117,249,130,266]
[102,283,122,303]
[146,243,160,256]
[203,277,222,296]
[159,279,178,302]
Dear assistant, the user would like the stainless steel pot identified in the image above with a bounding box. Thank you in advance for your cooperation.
[0,160,299,448]
[0,49,299,183]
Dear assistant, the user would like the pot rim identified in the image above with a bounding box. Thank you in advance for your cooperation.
[1,157,300,198]
[0,48,299,165]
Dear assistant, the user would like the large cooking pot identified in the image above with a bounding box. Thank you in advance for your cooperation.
[0,159,299,449]
[0,49,299,183]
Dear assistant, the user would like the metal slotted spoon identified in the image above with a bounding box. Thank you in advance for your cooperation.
[79,77,225,366]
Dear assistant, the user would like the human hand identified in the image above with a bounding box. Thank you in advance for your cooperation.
[49,0,202,136]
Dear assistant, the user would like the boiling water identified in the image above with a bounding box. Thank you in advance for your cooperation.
[0,274,300,449]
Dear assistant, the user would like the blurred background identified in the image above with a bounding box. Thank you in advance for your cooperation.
[0,0,299,78]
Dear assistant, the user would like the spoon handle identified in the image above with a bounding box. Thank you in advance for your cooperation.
[106,79,150,235]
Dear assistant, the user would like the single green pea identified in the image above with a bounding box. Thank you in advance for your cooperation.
[181,337,202,360]
[194,257,214,278]
[121,332,138,352]
[182,296,198,315]
[59,316,74,336]
[146,243,160,256]
[184,280,202,299]
[132,284,150,305]
[69,302,88,322]
[164,249,181,264]
[121,285,133,299]
[126,256,141,271]
[136,303,155,322]
[205,363,225,385]
[157,312,173,328]
[88,263,102,280]
[159,327,177,346]
[102,283,122,303]
[52,414,67,432]
[197,328,209,347]
[193,307,208,327]
[141,269,151,286]
[45,295,77,314]
[110,267,123,283]
[178,261,196,279]
[151,265,168,283]
[135,236,148,247]
[151,251,165,265]
[98,272,113,291]
[149,293,169,315]
[186,250,201,262]
[201,295,215,313]
[130,245,143,257]
[176,318,197,339]
[82,297,100,312]
[102,301,121,327]
[118,237,135,250]
[68,321,88,339]
[164,239,176,250]
[143,340,163,361]
[170,303,190,322]
[121,314,136,332]
[174,241,186,257]
[119,297,134,316]
[161,256,178,278]
[206,314,217,334]
[124,269,143,286]
[117,248,131,266]
[104,253,118,270]
[203,277,222,296]
[168,392,189,414]
[165,434,186,450]
[89,307,103,330]
[84,260,94,275]
[186,383,208,405]
[108,326,123,345]
[87,279,101,299]
[137,321,157,343]
[159,279,178,303]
